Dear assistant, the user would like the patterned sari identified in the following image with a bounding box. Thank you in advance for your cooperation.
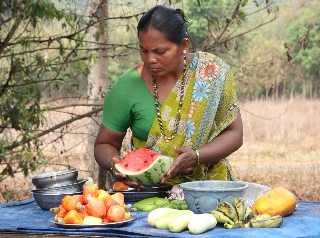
[132,51,238,186]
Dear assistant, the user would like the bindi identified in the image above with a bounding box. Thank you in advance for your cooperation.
[145,45,150,50]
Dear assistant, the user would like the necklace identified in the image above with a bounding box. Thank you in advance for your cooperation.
[152,55,187,143]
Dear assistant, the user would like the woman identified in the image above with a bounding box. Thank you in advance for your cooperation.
[94,5,243,188]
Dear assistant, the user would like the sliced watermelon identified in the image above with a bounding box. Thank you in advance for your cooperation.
[115,148,174,186]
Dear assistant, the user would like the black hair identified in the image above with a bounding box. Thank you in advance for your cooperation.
[137,5,189,45]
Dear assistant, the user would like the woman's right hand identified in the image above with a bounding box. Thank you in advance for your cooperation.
[111,156,145,189]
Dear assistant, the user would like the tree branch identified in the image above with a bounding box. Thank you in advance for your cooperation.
[4,107,103,151]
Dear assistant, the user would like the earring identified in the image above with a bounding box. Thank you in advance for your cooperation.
[183,50,187,54]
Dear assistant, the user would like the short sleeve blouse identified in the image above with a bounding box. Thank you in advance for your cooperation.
[101,68,156,141]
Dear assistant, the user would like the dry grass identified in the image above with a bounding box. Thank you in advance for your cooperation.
[229,99,320,201]
[1,99,319,203]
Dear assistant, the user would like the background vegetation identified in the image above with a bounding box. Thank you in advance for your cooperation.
[1,0,319,202]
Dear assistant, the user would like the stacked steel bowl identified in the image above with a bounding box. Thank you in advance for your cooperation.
[29,168,85,210]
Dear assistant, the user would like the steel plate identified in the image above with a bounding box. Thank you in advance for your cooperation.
[50,216,134,229]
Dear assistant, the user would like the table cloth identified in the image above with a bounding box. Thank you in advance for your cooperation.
[0,198,319,237]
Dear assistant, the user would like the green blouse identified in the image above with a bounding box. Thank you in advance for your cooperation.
[102,68,156,141]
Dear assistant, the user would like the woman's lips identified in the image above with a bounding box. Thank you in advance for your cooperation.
[149,68,161,73]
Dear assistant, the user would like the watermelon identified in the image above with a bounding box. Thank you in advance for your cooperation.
[114,148,174,186]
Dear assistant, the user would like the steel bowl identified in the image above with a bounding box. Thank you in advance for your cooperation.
[30,168,78,189]
[108,185,171,202]
[30,179,85,194]
[29,191,82,211]
[180,180,248,214]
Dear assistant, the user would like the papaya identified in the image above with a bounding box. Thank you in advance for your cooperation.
[251,187,297,217]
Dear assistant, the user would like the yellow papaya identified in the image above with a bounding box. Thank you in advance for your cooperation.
[251,187,297,217]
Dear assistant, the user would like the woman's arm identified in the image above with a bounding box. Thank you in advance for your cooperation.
[94,124,144,187]
[195,108,243,164]
[161,108,243,183]
[94,125,126,171]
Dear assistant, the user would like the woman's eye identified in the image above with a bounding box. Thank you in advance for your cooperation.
[156,51,165,55]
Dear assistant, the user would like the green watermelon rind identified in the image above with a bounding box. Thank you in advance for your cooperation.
[115,155,174,186]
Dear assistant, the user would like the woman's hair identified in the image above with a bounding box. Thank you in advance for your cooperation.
[137,5,189,45]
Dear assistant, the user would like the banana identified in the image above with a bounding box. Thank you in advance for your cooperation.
[209,210,234,225]
[244,206,252,222]
[234,197,246,221]
[217,201,238,222]
[249,215,283,228]
[250,214,272,222]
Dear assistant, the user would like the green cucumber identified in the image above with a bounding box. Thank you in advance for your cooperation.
[132,197,163,210]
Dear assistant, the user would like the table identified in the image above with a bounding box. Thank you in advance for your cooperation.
[1,198,320,237]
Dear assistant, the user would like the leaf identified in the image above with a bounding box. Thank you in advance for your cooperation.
[266,0,270,4]
[241,0,249,7]
[94,31,100,41]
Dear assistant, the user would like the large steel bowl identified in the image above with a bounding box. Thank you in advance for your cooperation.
[29,168,78,189]
[29,190,82,211]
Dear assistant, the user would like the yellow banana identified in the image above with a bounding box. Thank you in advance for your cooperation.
[217,201,238,222]
[210,210,234,225]
[249,215,283,228]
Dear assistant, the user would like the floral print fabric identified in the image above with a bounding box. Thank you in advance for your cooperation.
[132,51,238,185]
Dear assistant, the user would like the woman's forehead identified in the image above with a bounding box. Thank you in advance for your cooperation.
[138,29,172,47]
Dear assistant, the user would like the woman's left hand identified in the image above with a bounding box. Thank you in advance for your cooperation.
[111,157,145,189]
[160,146,197,183]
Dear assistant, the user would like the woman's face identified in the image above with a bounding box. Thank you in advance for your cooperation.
[138,28,188,78]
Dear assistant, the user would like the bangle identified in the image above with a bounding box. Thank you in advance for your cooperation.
[194,149,200,166]
[108,159,114,172]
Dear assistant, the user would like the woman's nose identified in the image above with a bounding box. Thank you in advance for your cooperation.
[147,54,157,63]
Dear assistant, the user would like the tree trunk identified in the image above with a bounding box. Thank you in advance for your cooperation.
[87,0,112,189]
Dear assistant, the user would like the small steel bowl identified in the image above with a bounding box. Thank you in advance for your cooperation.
[29,191,82,211]
[30,168,78,189]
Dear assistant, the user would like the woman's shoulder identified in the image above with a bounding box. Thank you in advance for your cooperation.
[196,51,230,68]
[109,67,141,89]
[117,68,141,82]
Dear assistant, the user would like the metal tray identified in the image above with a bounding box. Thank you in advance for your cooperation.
[109,186,170,202]
[50,216,134,229]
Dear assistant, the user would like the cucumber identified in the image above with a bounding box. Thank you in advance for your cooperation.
[168,213,195,233]
[188,213,217,235]
[155,210,194,230]
[147,208,178,227]
[132,197,164,210]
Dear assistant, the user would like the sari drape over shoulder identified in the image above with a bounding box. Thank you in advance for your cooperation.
[131,51,238,185]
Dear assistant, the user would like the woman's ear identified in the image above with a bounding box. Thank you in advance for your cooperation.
[181,38,190,55]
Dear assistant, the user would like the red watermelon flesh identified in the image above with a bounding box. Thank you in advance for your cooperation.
[114,148,174,186]
[116,148,160,172]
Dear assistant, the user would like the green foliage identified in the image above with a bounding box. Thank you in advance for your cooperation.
[0,0,91,180]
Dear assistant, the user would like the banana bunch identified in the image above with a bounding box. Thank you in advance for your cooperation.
[210,197,283,229]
